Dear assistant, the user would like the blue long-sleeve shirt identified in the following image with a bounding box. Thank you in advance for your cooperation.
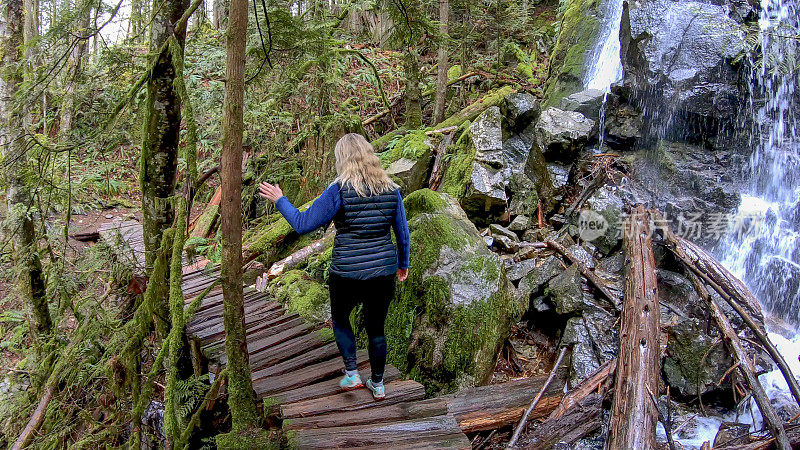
[275,183,411,270]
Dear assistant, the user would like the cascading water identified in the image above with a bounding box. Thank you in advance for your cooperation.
[721,0,800,323]
[583,0,625,148]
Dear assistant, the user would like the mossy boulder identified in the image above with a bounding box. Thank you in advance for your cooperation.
[662,319,731,399]
[381,130,434,194]
[386,189,522,394]
[542,0,603,107]
[269,270,330,324]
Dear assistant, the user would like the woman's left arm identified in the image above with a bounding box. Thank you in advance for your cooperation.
[260,182,341,234]
[392,190,411,273]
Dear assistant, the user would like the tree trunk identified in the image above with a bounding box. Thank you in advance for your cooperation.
[403,47,422,129]
[212,0,228,30]
[220,0,260,431]
[607,205,660,450]
[1,0,52,336]
[140,0,188,269]
[59,3,90,137]
[432,0,449,125]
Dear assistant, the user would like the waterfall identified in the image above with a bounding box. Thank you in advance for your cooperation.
[584,0,625,91]
[720,0,800,323]
[583,0,625,149]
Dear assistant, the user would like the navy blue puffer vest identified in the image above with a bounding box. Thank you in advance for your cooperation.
[329,183,399,280]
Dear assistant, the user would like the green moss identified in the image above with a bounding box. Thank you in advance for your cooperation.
[439,137,476,199]
[447,64,462,81]
[216,428,281,450]
[269,270,330,324]
[543,0,602,107]
[242,198,315,263]
[403,188,450,218]
[317,327,335,342]
[380,129,433,166]
[432,86,514,130]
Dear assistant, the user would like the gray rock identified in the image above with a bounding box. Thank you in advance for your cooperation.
[534,108,596,161]
[462,162,507,221]
[567,244,595,269]
[502,132,535,177]
[507,258,539,282]
[508,215,532,231]
[470,106,504,168]
[547,163,571,190]
[581,185,625,255]
[387,156,432,193]
[560,89,606,121]
[502,92,541,132]
[622,0,747,131]
[714,422,751,448]
[561,311,617,384]
[490,224,519,242]
[603,95,643,149]
[494,234,519,253]
[508,173,539,217]
[518,255,564,299]
[662,318,732,398]
[545,264,598,315]
[483,235,494,247]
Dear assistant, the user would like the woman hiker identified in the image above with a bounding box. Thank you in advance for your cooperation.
[258,133,411,400]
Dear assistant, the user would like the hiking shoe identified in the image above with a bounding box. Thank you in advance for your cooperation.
[339,372,363,391]
[366,378,386,400]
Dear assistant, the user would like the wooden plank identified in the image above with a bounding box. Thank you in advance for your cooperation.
[254,350,369,397]
[442,372,565,433]
[267,365,401,406]
[527,394,604,449]
[192,305,288,343]
[252,341,340,380]
[230,329,332,368]
[280,379,425,419]
[288,415,469,449]
[244,322,313,355]
[283,398,448,430]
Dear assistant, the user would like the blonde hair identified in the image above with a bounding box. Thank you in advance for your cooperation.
[334,133,397,197]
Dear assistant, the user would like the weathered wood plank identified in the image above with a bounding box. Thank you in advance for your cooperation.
[254,350,369,397]
[252,341,340,380]
[235,329,333,369]
[283,398,448,431]
[267,365,401,406]
[280,379,426,419]
[288,415,469,449]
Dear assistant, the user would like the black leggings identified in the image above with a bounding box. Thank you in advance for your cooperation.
[328,272,396,383]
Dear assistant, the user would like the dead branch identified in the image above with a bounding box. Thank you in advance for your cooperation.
[656,210,800,410]
[11,386,55,450]
[263,229,334,281]
[685,270,790,449]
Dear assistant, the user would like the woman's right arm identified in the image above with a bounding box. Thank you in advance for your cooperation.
[392,190,411,274]
[273,183,341,234]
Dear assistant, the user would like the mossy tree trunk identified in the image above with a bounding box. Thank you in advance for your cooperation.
[212,0,228,30]
[139,0,189,318]
[432,0,449,125]
[1,0,52,336]
[403,47,422,129]
[220,0,261,432]
[59,1,90,137]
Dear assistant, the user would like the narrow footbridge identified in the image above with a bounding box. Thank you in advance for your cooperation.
[99,220,564,449]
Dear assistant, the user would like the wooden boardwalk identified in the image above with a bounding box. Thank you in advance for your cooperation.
[99,220,564,449]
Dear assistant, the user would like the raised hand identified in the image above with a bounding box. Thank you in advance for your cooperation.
[259,182,283,203]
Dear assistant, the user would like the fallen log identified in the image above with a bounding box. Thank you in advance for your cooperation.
[443,372,566,433]
[716,424,800,450]
[546,240,622,309]
[263,229,334,282]
[686,271,790,450]
[188,186,221,238]
[657,211,800,410]
[607,205,661,450]
[11,386,54,450]
[428,131,455,191]
[523,359,616,449]
[432,85,515,130]
[508,345,569,448]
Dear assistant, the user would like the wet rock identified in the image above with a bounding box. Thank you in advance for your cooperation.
[460,108,508,222]
[524,138,558,211]
[518,255,564,300]
[508,215,532,232]
[494,234,520,253]
[547,163,571,191]
[622,0,747,138]
[534,108,596,162]
[502,92,541,132]
[507,258,539,282]
[713,422,751,447]
[603,93,643,149]
[581,185,624,255]
[388,189,522,393]
[502,131,535,177]
[545,264,606,315]
[471,106,504,167]
[562,310,617,384]
[566,244,595,270]
[662,319,732,398]
[560,89,606,121]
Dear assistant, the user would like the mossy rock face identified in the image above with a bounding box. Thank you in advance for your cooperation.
[269,269,330,324]
[386,189,522,395]
[542,0,603,107]
[216,427,281,450]
[663,319,732,399]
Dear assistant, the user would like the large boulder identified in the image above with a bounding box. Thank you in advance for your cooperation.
[560,89,606,121]
[458,107,508,223]
[579,184,625,255]
[621,0,747,139]
[381,130,434,193]
[386,189,522,394]
[268,270,330,324]
[502,92,541,133]
[534,108,596,161]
